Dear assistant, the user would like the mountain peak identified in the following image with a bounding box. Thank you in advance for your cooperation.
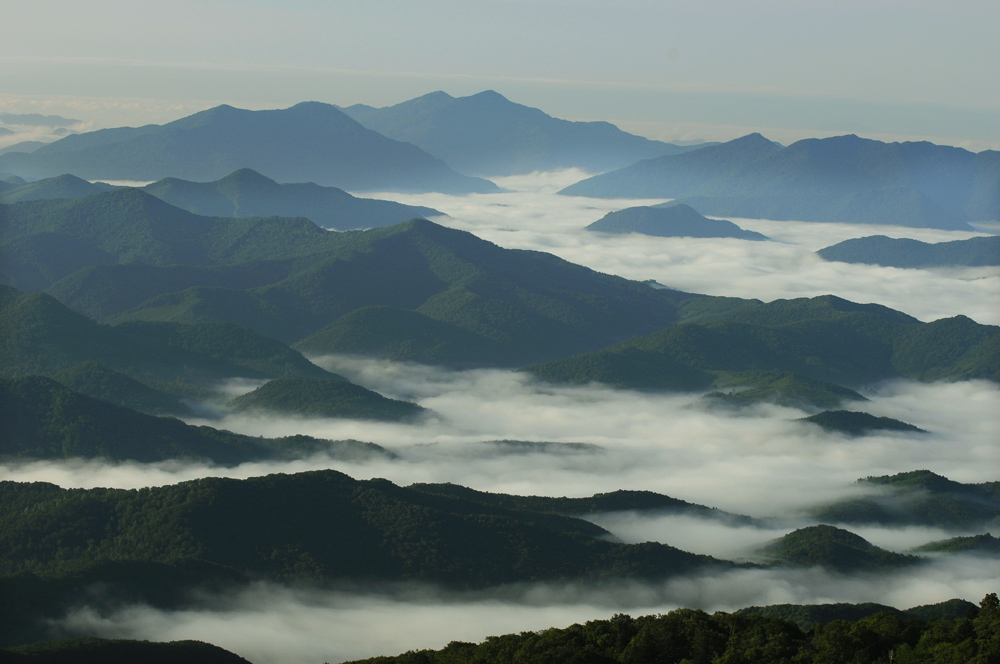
[416,91,455,102]
[219,168,278,187]
[468,90,509,102]
[730,132,781,149]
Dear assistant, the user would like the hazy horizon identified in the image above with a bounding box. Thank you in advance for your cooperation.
[2,1,999,151]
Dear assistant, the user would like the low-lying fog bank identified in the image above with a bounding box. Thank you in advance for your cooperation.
[54,555,998,664]
[4,362,996,521]
[362,170,1000,326]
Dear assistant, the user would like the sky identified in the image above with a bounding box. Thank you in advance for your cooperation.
[2,0,999,148]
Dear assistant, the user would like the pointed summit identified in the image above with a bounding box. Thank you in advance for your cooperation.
[340,90,693,175]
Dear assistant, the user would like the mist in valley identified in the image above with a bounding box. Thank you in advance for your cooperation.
[365,170,1000,326]
[52,554,999,664]
[5,171,997,663]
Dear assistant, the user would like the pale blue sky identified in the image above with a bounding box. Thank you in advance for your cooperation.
[2,0,998,147]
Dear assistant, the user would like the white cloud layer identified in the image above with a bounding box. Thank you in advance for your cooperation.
[54,555,998,664]
[363,170,1000,326]
[4,368,996,520]
[5,172,997,663]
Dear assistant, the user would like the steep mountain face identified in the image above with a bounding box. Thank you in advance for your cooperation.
[1,192,686,366]
[341,90,703,176]
[586,204,768,240]
[0,102,498,194]
[817,234,1000,268]
[562,133,1000,230]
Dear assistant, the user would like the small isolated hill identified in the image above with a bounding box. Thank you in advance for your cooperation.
[561,133,999,230]
[142,169,441,230]
[812,470,1000,528]
[586,204,767,240]
[758,524,919,572]
[340,90,703,176]
[913,533,1000,556]
[0,102,498,193]
[817,234,1000,268]
[229,377,425,421]
[799,410,925,436]
[705,371,866,410]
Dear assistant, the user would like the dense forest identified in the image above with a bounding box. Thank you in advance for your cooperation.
[344,594,999,664]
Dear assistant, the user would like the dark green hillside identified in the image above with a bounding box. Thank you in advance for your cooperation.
[408,484,753,523]
[0,189,338,290]
[344,595,1000,664]
[0,285,338,401]
[142,168,441,230]
[51,361,190,416]
[812,470,1000,528]
[340,90,701,176]
[0,375,375,464]
[2,192,685,365]
[1,638,252,664]
[737,598,977,630]
[229,377,425,421]
[111,218,685,363]
[0,102,498,194]
[818,234,1000,268]
[295,306,514,366]
[45,261,308,324]
[562,133,999,229]
[705,371,866,410]
[526,295,1000,390]
[914,533,1000,555]
[0,174,116,204]
[800,410,925,436]
[0,471,723,637]
[586,204,768,240]
[889,314,1000,381]
[758,525,918,572]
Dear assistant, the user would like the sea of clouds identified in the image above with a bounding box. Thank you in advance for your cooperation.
[9,172,998,663]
